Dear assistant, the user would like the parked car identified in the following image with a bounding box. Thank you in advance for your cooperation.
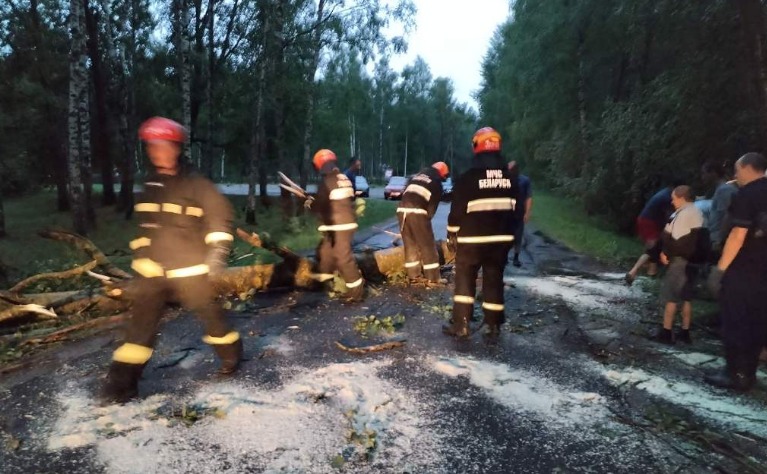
[355,175,370,198]
[384,176,408,200]
[441,177,453,202]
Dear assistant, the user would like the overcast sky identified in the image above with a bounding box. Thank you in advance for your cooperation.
[389,0,512,113]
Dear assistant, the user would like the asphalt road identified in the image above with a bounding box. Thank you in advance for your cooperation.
[2,213,767,473]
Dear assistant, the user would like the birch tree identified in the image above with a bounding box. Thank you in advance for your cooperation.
[67,0,90,235]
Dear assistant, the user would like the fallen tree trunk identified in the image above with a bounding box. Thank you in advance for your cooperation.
[4,228,455,320]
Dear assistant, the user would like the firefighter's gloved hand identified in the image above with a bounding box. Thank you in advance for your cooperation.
[355,198,366,217]
[206,243,231,277]
[707,266,724,297]
[447,232,457,254]
[304,195,315,210]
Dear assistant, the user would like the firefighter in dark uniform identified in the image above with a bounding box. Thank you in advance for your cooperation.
[308,149,365,302]
[443,127,519,338]
[396,162,449,285]
[706,152,767,391]
[101,117,241,404]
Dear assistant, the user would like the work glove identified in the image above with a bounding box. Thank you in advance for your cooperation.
[707,266,724,298]
[206,243,231,277]
[355,198,366,217]
[447,232,458,254]
[304,195,315,210]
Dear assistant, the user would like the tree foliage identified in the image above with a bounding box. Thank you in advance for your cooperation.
[478,0,767,231]
[0,0,477,235]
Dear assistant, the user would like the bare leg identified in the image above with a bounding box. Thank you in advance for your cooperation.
[681,301,692,330]
[626,253,651,286]
[663,302,677,330]
[647,262,658,277]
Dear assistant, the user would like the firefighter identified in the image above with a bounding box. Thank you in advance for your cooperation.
[396,162,449,285]
[307,149,365,302]
[443,127,519,338]
[101,117,241,404]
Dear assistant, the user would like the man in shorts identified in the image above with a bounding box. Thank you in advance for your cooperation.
[656,186,705,344]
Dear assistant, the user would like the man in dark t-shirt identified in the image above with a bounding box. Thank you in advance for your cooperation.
[507,161,533,267]
[706,153,767,391]
[344,157,361,195]
[625,186,674,285]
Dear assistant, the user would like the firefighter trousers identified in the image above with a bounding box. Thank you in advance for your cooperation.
[111,275,240,369]
[452,243,512,328]
[315,230,364,297]
[720,271,767,377]
[397,212,440,282]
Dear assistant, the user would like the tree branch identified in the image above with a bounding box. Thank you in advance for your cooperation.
[38,228,132,279]
[9,260,98,293]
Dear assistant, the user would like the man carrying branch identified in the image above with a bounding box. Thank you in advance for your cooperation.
[307,149,365,303]
[101,117,241,404]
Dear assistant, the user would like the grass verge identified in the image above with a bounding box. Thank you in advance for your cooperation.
[530,189,643,266]
[0,192,397,284]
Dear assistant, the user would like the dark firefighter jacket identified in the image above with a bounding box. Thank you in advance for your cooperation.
[131,171,234,278]
[397,167,443,218]
[447,152,520,244]
[312,162,358,232]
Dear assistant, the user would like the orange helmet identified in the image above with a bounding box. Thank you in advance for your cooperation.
[312,149,337,170]
[432,161,449,179]
[472,127,501,154]
[138,116,186,142]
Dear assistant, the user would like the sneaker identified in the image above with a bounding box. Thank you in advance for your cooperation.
[624,273,636,287]
[676,329,692,344]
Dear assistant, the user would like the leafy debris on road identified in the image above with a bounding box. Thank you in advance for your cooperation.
[353,314,405,337]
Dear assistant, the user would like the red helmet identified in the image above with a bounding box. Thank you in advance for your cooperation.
[312,149,337,170]
[432,161,449,179]
[138,117,186,143]
[472,127,501,154]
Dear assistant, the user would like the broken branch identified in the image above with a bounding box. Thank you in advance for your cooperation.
[0,304,57,325]
[334,339,406,354]
[21,313,125,346]
[38,229,133,280]
[9,260,98,293]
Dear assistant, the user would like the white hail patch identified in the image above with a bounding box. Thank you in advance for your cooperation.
[47,360,440,473]
[431,356,606,427]
[513,274,648,316]
[604,367,767,437]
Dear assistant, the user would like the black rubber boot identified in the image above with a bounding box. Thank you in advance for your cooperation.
[100,362,143,405]
[482,323,501,344]
[512,255,521,268]
[677,328,692,344]
[442,316,470,338]
[214,339,243,375]
[705,369,755,392]
[342,284,366,304]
